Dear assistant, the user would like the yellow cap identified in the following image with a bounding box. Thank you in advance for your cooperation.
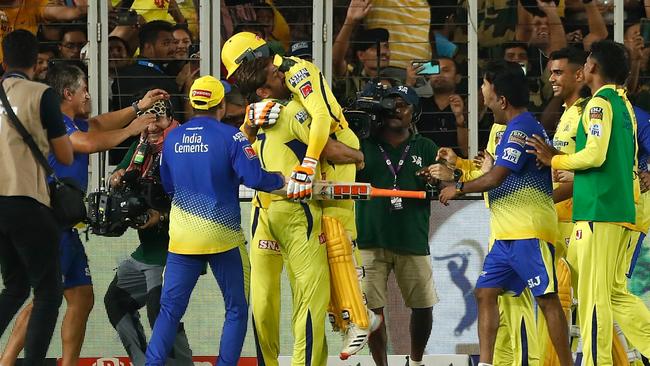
[221,32,269,78]
[189,76,231,110]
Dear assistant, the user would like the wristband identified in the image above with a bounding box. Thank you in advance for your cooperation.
[455,181,464,193]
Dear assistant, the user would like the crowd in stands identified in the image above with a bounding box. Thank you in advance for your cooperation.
[4,0,649,160]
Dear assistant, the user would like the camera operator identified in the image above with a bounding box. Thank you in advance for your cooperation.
[355,85,439,366]
[103,96,193,365]
[0,29,73,366]
[0,64,167,366]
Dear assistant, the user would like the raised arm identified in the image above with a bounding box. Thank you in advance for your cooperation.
[332,0,372,77]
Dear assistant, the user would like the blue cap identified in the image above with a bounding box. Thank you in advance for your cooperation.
[385,85,420,107]
[289,41,312,59]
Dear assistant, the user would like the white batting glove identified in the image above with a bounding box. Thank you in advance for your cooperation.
[245,101,282,128]
[287,157,318,200]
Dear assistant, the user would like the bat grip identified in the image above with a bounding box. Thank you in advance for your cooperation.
[371,188,427,199]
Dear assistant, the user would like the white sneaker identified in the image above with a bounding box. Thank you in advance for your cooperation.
[339,310,383,360]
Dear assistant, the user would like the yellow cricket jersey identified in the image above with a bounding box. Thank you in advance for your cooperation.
[254,99,320,201]
[552,97,586,222]
[274,55,349,161]
[455,123,506,207]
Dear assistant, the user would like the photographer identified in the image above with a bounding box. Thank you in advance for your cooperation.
[0,29,73,366]
[355,85,439,366]
[0,64,167,366]
[103,97,192,366]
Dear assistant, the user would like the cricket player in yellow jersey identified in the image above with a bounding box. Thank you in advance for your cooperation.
[244,99,369,365]
[536,48,588,366]
[430,124,541,366]
[223,31,379,361]
[528,41,639,366]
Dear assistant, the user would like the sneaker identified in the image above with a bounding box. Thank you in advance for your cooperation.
[339,310,383,360]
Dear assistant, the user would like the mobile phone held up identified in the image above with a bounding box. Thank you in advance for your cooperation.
[412,60,440,75]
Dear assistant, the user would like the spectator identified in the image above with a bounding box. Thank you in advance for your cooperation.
[222,84,247,128]
[418,57,468,156]
[0,28,72,366]
[333,26,390,106]
[108,35,131,71]
[111,20,182,163]
[502,41,551,117]
[364,0,431,69]
[0,64,162,366]
[356,85,439,366]
[35,43,56,82]
[58,26,88,60]
[172,23,192,60]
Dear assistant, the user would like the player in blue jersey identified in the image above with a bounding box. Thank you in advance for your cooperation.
[145,76,285,366]
[439,61,572,366]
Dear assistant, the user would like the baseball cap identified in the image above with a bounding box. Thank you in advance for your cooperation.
[189,76,232,110]
[385,85,420,107]
[353,27,389,53]
[289,41,312,59]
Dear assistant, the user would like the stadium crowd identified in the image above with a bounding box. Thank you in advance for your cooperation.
[2,0,650,366]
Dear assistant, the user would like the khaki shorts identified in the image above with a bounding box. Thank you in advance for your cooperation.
[360,248,438,309]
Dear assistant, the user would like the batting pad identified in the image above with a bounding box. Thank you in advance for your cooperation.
[323,216,369,329]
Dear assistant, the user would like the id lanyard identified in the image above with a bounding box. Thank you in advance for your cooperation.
[377,141,412,189]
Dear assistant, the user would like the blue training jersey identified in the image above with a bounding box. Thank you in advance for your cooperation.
[488,111,559,244]
[47,115,89,191]
[635,106,650,171]
[160,115,284,255]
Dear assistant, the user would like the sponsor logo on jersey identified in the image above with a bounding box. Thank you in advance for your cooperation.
[576,229,582,240]
[233,132,248,142]
[507,130,528,147]
[553,139,569,149]
[494,131,504,146]
[589,106,603,120]
[243,145,257,159]
[294,110,309,123]
[501,147,521,164]
[258,240,280,252]
[289,68,310,87]
[299,81,313,98]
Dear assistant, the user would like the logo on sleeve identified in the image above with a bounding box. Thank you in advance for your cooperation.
[507,130,528,147]
[299,81,314,98]
[589,123,601,137]
[243,145,257,160]
[289,68,310,87]
[494,131,504,146]
[295,109,309,123]
[589,106,603,120]
[502,147,521,164]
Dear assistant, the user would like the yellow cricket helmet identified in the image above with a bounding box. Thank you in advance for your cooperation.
[222,32,270,78]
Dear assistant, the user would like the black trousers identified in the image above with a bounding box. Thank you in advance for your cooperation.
[0,196,63,365]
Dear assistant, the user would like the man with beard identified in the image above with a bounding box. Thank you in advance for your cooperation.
[418,57,467,157]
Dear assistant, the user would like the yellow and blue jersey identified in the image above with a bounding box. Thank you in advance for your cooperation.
[488,112,558,244]
[160,116,284,255]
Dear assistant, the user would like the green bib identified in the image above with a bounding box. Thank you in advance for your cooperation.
[573,88,636,223]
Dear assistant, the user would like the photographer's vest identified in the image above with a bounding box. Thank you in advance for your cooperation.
[573,88,636,223]
[0,77,51,207]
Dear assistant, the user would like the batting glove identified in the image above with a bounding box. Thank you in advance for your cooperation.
[246,101,283,128]
[288,157,318,200]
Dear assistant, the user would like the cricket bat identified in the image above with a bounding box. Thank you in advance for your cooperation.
[311,181,436,200]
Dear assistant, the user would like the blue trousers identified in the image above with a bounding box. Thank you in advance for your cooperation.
[145,245,250,366]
